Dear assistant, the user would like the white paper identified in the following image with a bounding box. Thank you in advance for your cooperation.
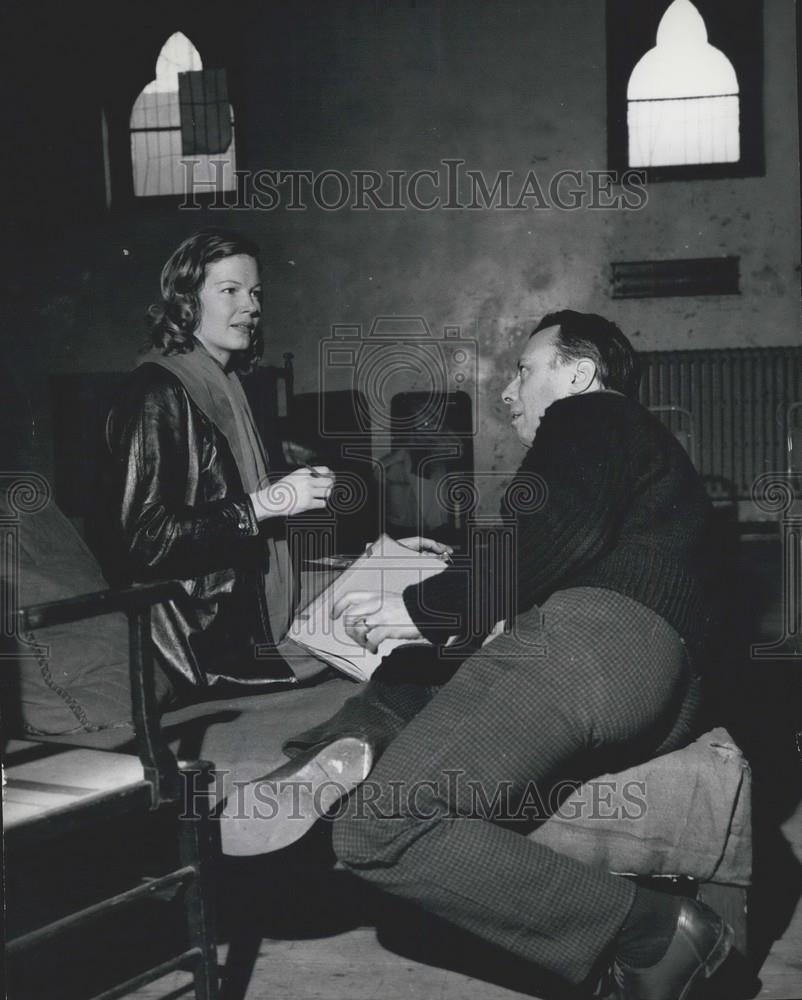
[289,534,449,681]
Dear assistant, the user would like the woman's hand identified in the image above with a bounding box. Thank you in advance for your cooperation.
[249,467,334,520]
[331,590,426,655]
[397,536,454,560]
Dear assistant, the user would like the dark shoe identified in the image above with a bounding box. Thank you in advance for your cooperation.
[220,737,373,856]
[612,898,734,1000]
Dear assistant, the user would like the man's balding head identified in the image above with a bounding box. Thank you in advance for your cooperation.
[532,310,641,400]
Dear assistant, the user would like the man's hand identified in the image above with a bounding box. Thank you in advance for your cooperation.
[249,467,334,520]
[396,536,454,560]
[331,590,426,654]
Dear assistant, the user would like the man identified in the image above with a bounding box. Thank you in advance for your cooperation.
[232,311,731,998]
[325,312,731,999]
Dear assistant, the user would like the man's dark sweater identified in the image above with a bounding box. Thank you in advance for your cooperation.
[403,391,715,665]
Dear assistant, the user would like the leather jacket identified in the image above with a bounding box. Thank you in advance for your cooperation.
[108,363,296,691]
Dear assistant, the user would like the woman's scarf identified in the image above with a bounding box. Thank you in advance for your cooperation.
[140,341,294,643]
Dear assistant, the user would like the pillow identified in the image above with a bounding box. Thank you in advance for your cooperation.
[530,728,752,886]
[3,485,172,735]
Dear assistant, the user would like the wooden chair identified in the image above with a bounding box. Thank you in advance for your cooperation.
[3,581,219,1000]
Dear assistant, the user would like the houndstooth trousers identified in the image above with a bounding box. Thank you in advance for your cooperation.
[330,587,702,986]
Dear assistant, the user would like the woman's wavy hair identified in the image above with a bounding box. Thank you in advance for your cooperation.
[147,229,263,372]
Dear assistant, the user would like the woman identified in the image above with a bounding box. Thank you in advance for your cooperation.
[109,229,334,694]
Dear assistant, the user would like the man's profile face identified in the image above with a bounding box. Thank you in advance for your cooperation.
[502,326,577,446]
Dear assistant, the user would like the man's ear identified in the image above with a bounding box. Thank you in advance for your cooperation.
[570,357,598,393]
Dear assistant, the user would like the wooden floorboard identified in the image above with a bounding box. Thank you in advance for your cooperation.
[217,931,532,1000]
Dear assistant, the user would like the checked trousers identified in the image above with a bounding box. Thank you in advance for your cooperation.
[331,587,702,985]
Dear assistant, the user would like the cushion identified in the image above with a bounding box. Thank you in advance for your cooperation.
[531,727,752,886]
[3,485,172,736]
[13,673,357,765]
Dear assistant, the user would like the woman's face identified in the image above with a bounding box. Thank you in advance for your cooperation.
[195,254,262,366]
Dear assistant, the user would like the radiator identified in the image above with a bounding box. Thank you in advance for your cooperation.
[638,347,802,500]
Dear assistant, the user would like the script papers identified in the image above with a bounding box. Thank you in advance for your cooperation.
[289,535,449,681]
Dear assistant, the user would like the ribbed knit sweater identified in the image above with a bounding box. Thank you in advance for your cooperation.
[403,391,716,664]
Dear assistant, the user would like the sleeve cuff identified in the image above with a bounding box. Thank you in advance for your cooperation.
[403,565,470,645]
[236,495,261,536]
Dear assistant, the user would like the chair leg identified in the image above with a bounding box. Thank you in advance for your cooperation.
[178,765,219,1000]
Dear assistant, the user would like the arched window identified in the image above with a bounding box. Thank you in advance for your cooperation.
[129,32,236,198]
[627,0,739,167]
[607,0,764,182]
